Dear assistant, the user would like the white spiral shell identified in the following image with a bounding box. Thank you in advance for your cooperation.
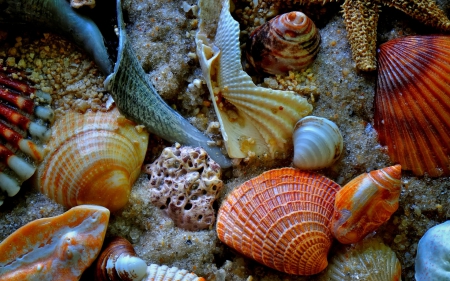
[143,264,204,281]
[293,116,343,170]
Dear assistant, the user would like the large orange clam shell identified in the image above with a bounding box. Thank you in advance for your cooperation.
[216,167,341,275]
[375,35,450,177]
[0,205,110,281]
[332,165,401,244]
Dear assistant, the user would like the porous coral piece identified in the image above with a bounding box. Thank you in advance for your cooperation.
[144,146,223,231]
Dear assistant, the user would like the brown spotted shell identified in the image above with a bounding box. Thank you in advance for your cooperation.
[216,167,340,275]
[375,35,450,177]
[246,11,320,75]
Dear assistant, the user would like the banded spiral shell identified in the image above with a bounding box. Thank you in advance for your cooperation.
[318,237,402,281]
[36,109,149,212]
[0,66,53,205]
[415,221,450,281]
[196,0,312,159]
[375,35,450,177]
[95,236,147,281]
[216,167,341,275]
[293,116,343,170]
[332,165,402,244]
[0,205,110,281]
[246,11,321,75]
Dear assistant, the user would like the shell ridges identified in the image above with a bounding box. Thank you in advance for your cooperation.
[217,168,340,275]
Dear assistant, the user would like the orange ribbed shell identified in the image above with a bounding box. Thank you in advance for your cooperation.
[332,165,401,244]
[375,35,450,177]
[216,168,340,275]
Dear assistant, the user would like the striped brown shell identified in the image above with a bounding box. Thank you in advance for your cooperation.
[375,35,450,177]
[216,167,341,275]
[246,11,320,75]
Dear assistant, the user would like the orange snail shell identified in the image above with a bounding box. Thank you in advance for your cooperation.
[246,11,321,75]
[375,35,450,177]
[216,167,340,275]
[331,165,402,244]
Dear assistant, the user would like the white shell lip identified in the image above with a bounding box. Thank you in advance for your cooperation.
[293,116,343,170]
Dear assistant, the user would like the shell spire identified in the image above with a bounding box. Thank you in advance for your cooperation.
[217,168,340,275]
[95,237,147,281]
[0,205,110,281]
[332,165,402,244]
[246,11,321,75]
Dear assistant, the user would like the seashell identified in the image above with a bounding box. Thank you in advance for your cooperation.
[196,0,312,159]
[143,264,205,281]
[105,0,232,168]
[374,35,450,177]
[318,237,402,281]
[95,237,147,281]
[415,221,450,281]
[293,116,343,170]
[332,165,402,244]
[36,108,149,212]
[246,11,321,75]
[0,67,53,205]
[0,205,110,281]
[216,167,340,275]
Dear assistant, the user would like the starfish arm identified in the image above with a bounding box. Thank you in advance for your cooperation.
[342,0,380,71]
[380,0,450,30]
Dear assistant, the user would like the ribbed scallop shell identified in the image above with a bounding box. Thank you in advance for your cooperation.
[246,11,320,75]
[95,237,147,281]
[375,35,450,177]
[332,165,401,244]
[0,205,110,281]
[143,264,205,281]
[216,167,341,275]
[196,0,312,158]
[0,66,53,205]
[318,237,402,281]
[36,109,149,212]
[293,116,343,170]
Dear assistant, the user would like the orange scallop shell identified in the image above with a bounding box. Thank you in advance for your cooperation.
[331,165,401,244]
[216,167,340,275]
[375,35,450,177]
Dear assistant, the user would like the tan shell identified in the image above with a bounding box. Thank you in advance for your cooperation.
[196,0,312,159]
[216,167,340,275]
[318,237,402,281]
[36,109,149,212]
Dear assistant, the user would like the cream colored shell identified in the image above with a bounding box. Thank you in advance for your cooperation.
[143,264,205,281]
[293,116,343,169]
[318,237,402,281]
[36,109,149,212]
[196,0,312,159]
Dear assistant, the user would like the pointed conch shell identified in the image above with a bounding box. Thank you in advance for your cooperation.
[95,237,147,281]
[375,35,450,177]
[36,109,149,212]
[332,165,402,244]
[143,264,205,281]
[246,11,321,75]
[217,167,340,275]
[416,221,450,281]
[293,116,343,170]
[0,205,110,281]
[318,237,402,281]
[196,0,312,159]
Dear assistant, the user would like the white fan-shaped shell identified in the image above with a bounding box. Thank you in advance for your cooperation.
[318,237,402,281]
[293,116,343,170]
[196,0,312,158]
[143,264,204,281]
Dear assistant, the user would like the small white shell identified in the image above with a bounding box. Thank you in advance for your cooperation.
[293,116,343,170]
[143,264,204,281]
